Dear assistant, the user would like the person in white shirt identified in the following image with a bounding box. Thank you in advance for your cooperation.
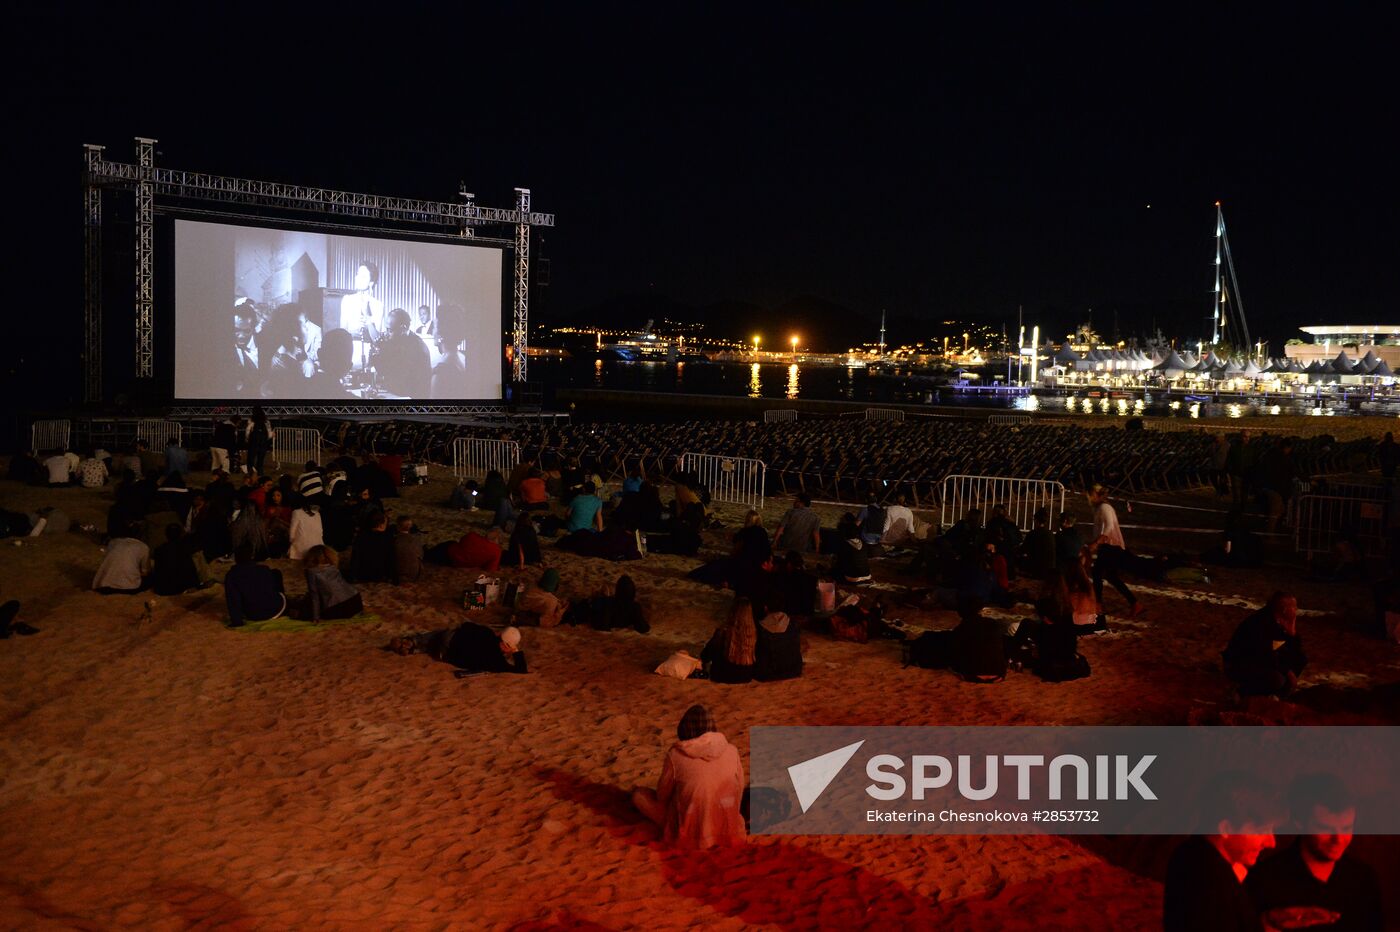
[288,502,325,560]
[92,531,152,594]
[338,261,384,361]
[881,495,917,546]
[43,452,71,486]
[1088,484,1139,627]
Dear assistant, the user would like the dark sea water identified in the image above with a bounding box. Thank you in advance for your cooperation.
[527,357,1364,419]
[529,358,1020,407]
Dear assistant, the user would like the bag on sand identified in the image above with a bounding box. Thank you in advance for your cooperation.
[654,650,703,679]
[815,581,837,615]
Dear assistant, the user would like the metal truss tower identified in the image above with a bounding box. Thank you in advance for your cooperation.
[513,187,531,383]
[83,141,552,398]
[135,137,156,377]
[83,144,104,402]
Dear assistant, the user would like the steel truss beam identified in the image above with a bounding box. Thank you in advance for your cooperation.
[84,144,104,402]
[513,187,531,383]
[134,138,156,378]
[86,159,554,229]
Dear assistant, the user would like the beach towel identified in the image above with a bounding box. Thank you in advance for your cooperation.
[232,613,380,633]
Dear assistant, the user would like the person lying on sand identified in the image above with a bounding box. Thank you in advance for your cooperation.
[516,569,568,628]
[632,704,745,849]
[387,623,527,674]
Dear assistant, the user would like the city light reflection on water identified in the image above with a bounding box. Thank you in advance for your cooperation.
[786,363,800,399]
[749,363,762,398]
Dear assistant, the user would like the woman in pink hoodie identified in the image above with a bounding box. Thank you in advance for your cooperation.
[632,705,746,849]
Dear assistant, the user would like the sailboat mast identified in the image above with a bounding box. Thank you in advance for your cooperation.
[1212,201,1223,345]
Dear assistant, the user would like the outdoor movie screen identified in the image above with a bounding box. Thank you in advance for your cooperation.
[173,219,504,401]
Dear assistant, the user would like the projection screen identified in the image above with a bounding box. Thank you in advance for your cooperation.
[174,219,503,400]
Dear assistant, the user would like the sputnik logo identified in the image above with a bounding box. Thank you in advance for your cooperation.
[788,740,865,813]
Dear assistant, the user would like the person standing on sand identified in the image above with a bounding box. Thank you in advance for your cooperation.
[1087,484,1142,630]
[632,705,746,849]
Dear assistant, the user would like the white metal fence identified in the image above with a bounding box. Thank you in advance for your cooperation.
[136,419,183,452]
[30,419,71,453]
[1293,493,1389,555]
[272,428,324,471]
[939,474,1067,531]
[865,408,905,422]
[988,414,1032,426]
[452,438,521,481]
[679,451,767,509]
[763,409,798,423]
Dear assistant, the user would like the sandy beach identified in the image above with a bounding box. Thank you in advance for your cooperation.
[2,462,1398,929]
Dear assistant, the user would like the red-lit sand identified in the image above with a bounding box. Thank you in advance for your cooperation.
[1,470,1396,929]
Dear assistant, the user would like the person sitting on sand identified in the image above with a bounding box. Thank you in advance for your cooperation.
[1053,511,1084,573]
[388,623,527,674]
[631,704,746,849]
[517,568,568,627]
[229,493,269,562]
[565,480,605,533]
[151,523,205,595]
[346,511,397,583]
[301,545,363,622]
[224,543,287,628]
[754,610,803,682]
[1222,591,1306,698]
[1018,507,1056,582]
[772,493,821,554]
[426,530,503,572]
[688,510,771,596]
[951,597,1008,683]
[92,523,152,594]
[831,513,873,584]
[1013,575,1089,682]
[393,516,424,583]
[701,598,758,684]
[288,500,324,561]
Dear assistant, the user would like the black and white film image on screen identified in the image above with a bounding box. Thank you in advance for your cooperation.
[174,219,503,400]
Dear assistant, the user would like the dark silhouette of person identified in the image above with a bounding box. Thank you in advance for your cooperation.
[375,307,431,398]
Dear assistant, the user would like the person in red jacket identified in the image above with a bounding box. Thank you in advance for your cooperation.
[426,530,503,571]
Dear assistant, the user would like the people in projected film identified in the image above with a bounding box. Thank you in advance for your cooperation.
[226,272,468,401]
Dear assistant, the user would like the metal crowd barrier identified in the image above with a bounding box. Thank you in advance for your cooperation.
[763,409,798,423]
[30,419,72,453]
[272,428,324,471]
[939,474,1067,530]
[452,437,522,481]
[679,451,767,510]
[1292,493,1389,556]
[1289,474,1388,530]
[136,419,183,452]
[988,414,1032,426]
[864,408,905,422]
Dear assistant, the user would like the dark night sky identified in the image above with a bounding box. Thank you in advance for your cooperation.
[10,4,1395,399]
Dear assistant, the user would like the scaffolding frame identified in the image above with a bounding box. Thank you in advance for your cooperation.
[82,138,553,399]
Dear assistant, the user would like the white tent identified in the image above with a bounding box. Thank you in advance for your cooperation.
[1153,350,1190,377]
